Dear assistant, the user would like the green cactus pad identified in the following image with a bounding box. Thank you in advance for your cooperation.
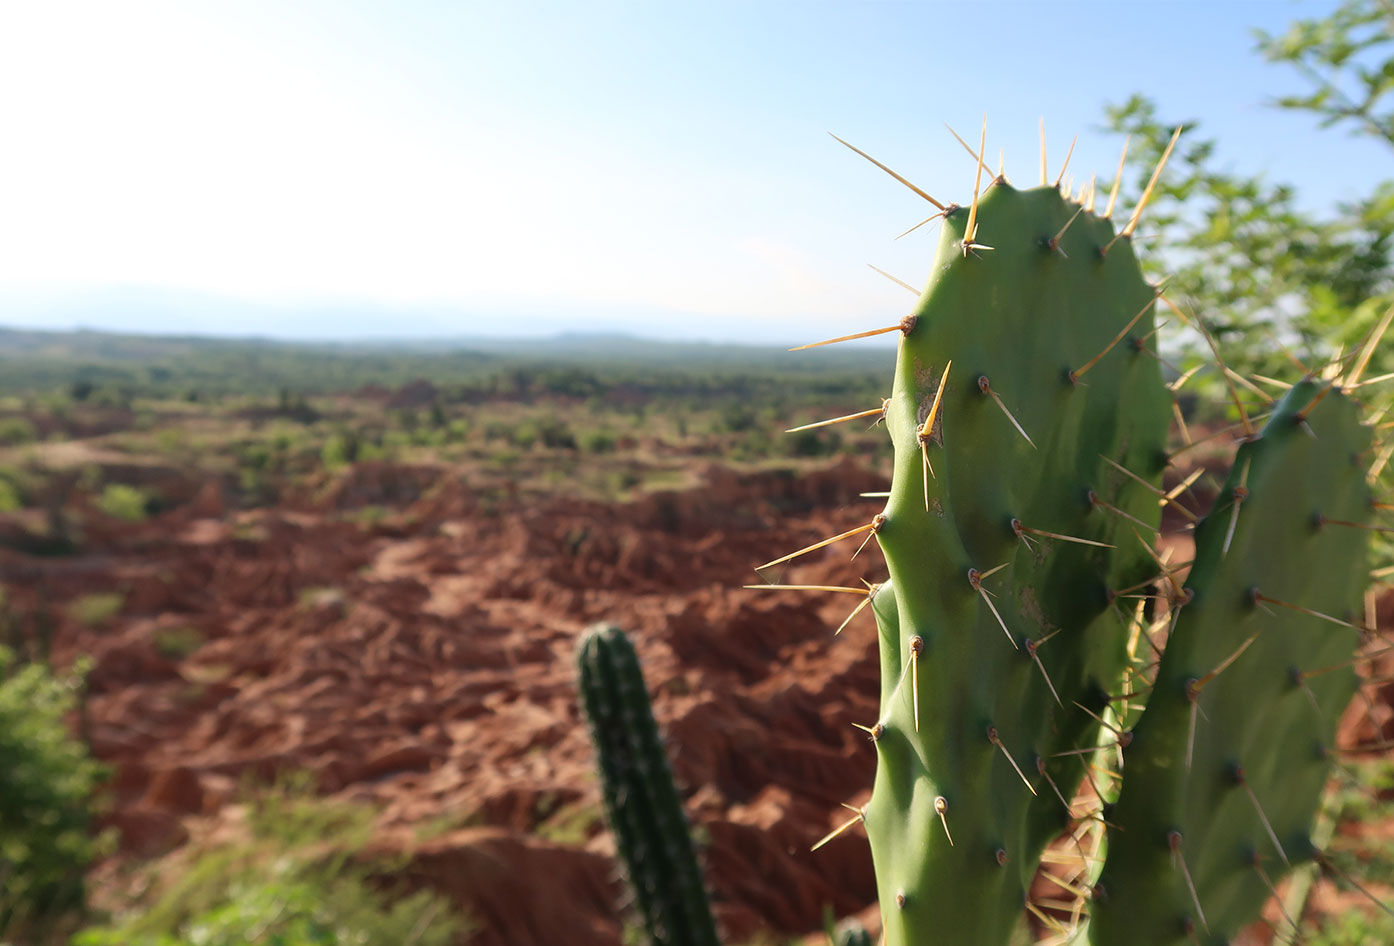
[863,178,1171,946]
[1091,382,1374,946]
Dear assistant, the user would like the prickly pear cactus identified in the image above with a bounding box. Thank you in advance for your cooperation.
[1092,380,1372,945]
[858,163,1171,944]
[761,126,1390,946]
[577,624,720,946]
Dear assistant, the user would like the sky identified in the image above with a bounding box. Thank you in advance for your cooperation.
[0,0,1387,345]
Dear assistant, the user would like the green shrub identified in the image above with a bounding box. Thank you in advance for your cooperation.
[70,592,124,627]
[0,646,105,940]
[76,779,472,946]
[97,484,150,522]
[0,417,37,446]
[0,477,20,513]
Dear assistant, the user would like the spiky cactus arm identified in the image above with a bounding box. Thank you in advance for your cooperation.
[1091,382,1373,946]
[862,177,1170,946]
[577,624,720,946]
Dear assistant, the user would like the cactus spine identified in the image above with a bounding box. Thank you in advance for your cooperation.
[764,127,1383,945]
[577,624,720,946]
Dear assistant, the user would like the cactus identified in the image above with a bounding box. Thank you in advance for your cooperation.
[576,624,720,946]
[1092,380,1373,944]
[755,127,1387,945]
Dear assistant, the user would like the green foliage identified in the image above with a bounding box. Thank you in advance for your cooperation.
[69,592,125,627]
[1255,0,1394,145]
[76,778,471,946]
[152,627,204,661]
[97,483,151,522]
[0,416,37,446]
[0,646,105,941]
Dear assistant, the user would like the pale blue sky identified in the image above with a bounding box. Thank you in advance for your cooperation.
[0,1,1386,344]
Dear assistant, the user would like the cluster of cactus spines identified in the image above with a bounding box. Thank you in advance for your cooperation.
[753,123,1391,945]
[1093,380,1373,945]
[576,624,719,946]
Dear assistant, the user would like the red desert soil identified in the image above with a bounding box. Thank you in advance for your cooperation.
[1,457,1388,944]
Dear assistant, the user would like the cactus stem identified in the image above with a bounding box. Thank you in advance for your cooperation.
[742,584,871,594]
[755,515,885,572]
[1167,831,1209,933]
[1316,852,1394,920]
[1251,591,1366,631]
[933,795,954,846]
[835,593,877,636]
[961,117,989,257]
[786,403,887,432]
[910,635,923,731]
[943,122,995,182]
[812,805,866,852]
[1232,767,1290,865]
[790,316,917,351]
[987,726,1037,795]
[828,133,947,210]
[1026,638,1064,707]
[978,376,1036,447]
[1102,134,1131,219]
[1115,125,1183,242]
[1036,757,1075,817]
[969,567,1017,648]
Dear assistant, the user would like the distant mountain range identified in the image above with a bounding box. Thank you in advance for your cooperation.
[0,324,894,375]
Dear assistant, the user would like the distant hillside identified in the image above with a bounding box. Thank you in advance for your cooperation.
[0,326,890,396]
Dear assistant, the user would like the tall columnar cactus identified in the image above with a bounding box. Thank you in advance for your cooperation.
[759,127,1386,945]
[577,624,720,946]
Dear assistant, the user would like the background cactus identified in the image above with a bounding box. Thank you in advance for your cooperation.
[760,127,1389,945]
[577,623,720,946]
[1093,380,1373,945]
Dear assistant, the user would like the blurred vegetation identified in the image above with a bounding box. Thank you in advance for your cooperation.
[75,776,472,946]
[0,644,104,944]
